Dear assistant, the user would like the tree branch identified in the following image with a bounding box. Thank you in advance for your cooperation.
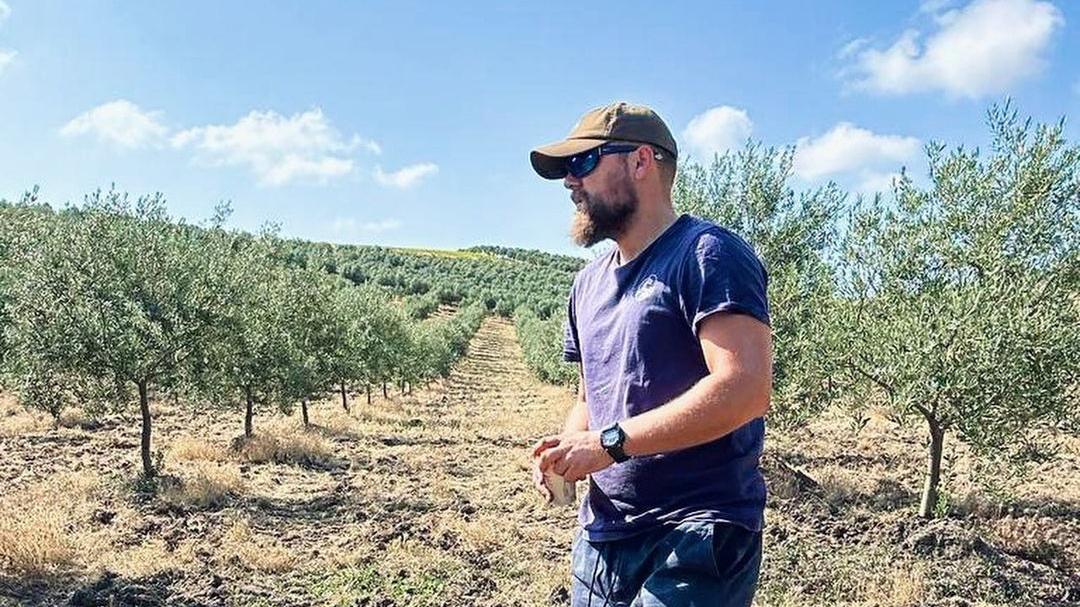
[847,360,896,400]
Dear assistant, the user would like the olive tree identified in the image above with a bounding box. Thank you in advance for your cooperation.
[326,284,400,410]
[839,104,1079,517]
[278,267,345,426]
[674,144,848,426]
[3,190,243,478]
[192,232,301,438]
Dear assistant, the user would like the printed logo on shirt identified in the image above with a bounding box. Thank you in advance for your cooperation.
[633,274,665,302]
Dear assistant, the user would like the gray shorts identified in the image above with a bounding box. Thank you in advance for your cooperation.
[570,520,762,607]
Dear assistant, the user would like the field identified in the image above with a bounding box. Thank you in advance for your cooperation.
[1,317,1078,606]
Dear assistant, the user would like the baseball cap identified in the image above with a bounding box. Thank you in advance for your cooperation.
[530,102,678,180]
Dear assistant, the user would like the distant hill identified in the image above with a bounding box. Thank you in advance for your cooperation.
[280,240,583,318]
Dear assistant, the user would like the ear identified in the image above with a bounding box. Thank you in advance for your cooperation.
[630,146,654,181]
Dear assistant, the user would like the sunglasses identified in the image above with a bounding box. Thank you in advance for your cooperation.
[563,143,665,179]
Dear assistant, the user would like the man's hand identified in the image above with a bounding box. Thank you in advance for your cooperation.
[531,430,614,483]
[530,459,553,503]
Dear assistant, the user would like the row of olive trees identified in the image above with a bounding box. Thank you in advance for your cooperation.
[674,103,1078,518]
[515,307,577,386]
[285,238,579,320]
[0,190,486,479]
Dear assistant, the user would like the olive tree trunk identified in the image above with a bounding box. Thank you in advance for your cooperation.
[138,380,154,479]
[919,415,946,518]
[244,386,255,438]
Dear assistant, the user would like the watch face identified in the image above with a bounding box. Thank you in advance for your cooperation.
[601,426,620,447]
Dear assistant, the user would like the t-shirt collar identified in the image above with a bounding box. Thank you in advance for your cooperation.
[612,213,688,270]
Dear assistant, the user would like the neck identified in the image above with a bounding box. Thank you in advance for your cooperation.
[615,204,678,265]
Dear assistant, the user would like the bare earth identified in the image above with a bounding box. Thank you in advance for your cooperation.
[1,316,1077,606]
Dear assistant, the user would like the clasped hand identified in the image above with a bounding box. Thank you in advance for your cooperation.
[530,430,614,497]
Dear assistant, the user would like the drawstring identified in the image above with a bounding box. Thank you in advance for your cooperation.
[595,541,619,607]
[575,539,619,607]
[603,543,620,607]
[587,545,601,607]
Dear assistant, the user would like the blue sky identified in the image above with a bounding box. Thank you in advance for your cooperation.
[0,1,1077,256]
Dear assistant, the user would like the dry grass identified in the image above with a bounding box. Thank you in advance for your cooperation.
[816,466,864,508]
[304,405,363,439]
[863,562,930,607]
[159,463,244,510]
[0,473,100,575]
[169,436,230,462]
[0,394,52,436]
[220,519,296,573]
[97,539,198,579]
[171,424,336,468]
[815,465,913,511]
[56,407,101,430]
[757,526,931,607]
[988,515,1077,572]
[233,422,336,467]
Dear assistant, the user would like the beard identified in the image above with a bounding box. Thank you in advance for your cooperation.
[569,177,638,248]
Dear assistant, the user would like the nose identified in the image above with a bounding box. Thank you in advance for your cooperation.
[563,172,581,190]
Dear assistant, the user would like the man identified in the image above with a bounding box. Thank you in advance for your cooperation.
[529,102,772,607]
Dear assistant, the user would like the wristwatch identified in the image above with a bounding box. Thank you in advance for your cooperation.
[600,422,630,463]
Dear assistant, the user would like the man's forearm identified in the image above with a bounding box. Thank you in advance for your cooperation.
[563,393,589,433]
[620,370,769,458]
[562,367,589,433]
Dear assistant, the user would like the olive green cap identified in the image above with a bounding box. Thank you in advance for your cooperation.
[530,102,678,180]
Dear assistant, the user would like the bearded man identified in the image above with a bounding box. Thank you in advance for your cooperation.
[529,102,773,607]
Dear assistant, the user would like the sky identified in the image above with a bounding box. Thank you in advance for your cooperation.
[0,0,1077,257]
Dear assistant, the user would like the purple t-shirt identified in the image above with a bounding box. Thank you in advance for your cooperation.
[563,214,770,541]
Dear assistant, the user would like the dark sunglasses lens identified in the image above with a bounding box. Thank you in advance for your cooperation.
[565,149,599,178]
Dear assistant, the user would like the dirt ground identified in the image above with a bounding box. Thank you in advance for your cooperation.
[1,317,1077,606]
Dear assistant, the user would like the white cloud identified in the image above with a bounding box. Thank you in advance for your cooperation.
[262,155,353,187]
[0,1,10,26]
[373,163,439,189]
[0,49,14,75]
[59,99,169,149]
[60,102,395,187]
[838,38,870,60]
[793,122,921,181]
[171,108,379,186]
[332,217,402,234]
[681,106,753,161]
[843,0,1063,98]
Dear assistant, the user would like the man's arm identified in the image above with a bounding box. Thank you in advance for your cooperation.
[563,366,589,432]
[536,313,772,482]
[621,313,771,456]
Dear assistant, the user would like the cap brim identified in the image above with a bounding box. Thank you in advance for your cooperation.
[530,138,608,180]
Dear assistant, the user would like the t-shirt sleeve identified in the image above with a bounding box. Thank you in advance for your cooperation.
[563,285,581,363]
[682,230,770,334]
